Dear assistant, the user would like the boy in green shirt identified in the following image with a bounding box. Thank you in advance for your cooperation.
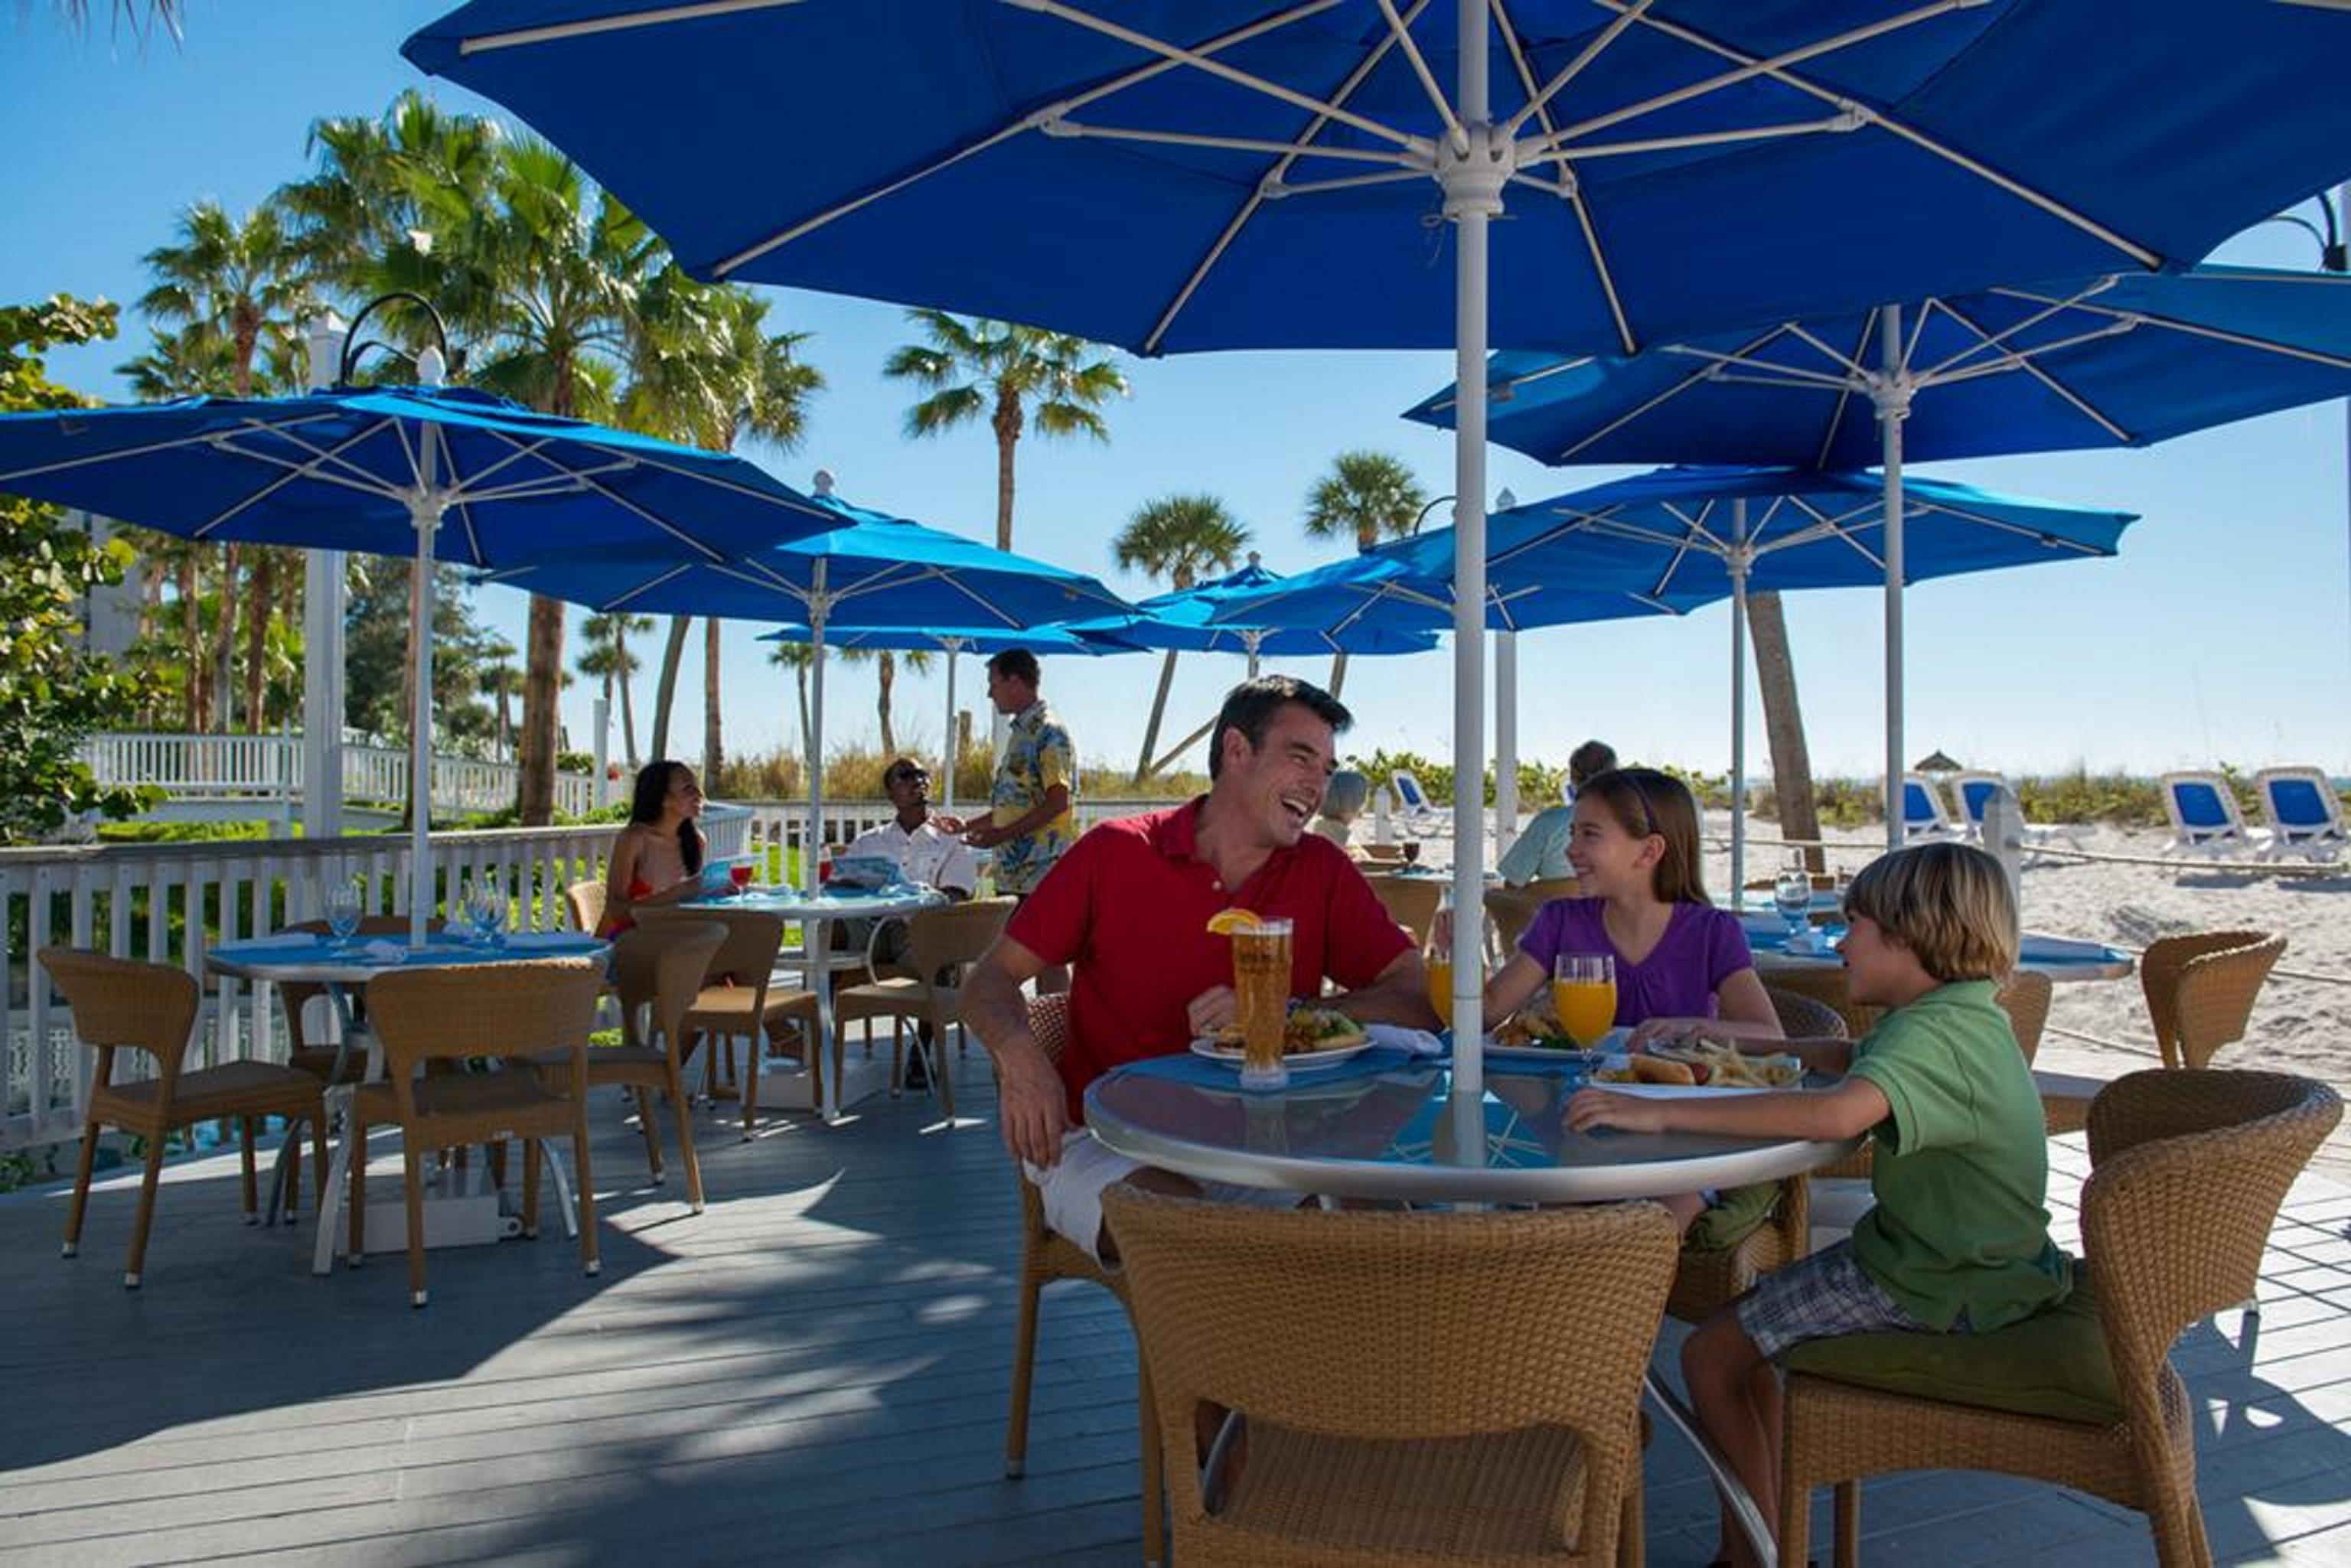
[1568,841,2069,1568]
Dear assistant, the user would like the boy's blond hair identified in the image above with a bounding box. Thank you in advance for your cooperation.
[1843,841,2017,983]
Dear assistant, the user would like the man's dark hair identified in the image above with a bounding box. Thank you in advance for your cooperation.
[986,647,1041,686]
[882,756,926,786]
[1568,738,1619,787]
[1208,676,1352,780]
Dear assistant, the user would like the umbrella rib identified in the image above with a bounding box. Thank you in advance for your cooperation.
[1596,0,2163,269]
[1533,2,1957,151]
[1992,283,2351,373]
[1909,285,2098,382]
[1491,1,1637,353]
[0,408,346,486]
[1525,112,1862,165]
[1373,0,1465,150]
[1142,0,1428,354]
[1502,0,1655,137]
[1045,121,1414,168]
[715,1,1339,279]
[455,0,791,54]
[190,419,415,537]
[1932,295,2137,442]
[1549,328,1788,461]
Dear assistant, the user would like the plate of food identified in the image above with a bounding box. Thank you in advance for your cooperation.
[1190,1006,1374,1070]
[1486,1009,1626,1063]
[1586,1038,1807,1095]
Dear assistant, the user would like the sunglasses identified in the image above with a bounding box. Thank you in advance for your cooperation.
[887,768,931,785]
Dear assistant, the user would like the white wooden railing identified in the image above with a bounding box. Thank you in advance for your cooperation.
[0,799,1201,1150]
[80,732,602,818]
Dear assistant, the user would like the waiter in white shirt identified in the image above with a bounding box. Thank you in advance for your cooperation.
[844,758,980,1089]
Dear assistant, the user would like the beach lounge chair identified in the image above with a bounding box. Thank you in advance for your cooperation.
[1387,769,1446,836]
[2252,766,2347,863]
[1900,774,1965,841]
[1952,771,2092,856]
[2158,771,2270,859]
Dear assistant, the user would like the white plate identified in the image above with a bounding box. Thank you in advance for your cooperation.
[1479,1026,1628,1064]
[1188,1036,1377,1071]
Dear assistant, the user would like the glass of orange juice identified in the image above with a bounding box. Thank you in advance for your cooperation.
[1552,953,1617,1048]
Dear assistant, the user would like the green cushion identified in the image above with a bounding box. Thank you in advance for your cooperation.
[1686,1181,1781,1252]
[1782,1263,2121,1425]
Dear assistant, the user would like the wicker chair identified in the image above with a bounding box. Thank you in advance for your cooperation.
[1484,876,1578,959]
[1998,969,2054,1062]
[1666,986,1844,1317]
[570,920,728,1210]
[274,916,448,1086]
[1365,873,1444,947]
[1001,993,1166,1568]
[2143,931,2286,1071]
[357,960,606,1307]
[641,908,820,1138]
[40,948,331,1288]
[833,897,1013,1118]
[1762,963,1880,1040]
[565,879,608,935]
[1779,1069,2340,1568]
[1101,1185,1678,1566]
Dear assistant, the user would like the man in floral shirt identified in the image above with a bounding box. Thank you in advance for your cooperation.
[938,647,1077,983]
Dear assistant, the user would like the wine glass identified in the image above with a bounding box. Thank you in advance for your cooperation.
[471,879,507,947]
[1400,839,1422,866]
[1773,855,1814,942]
[324,882,362,951]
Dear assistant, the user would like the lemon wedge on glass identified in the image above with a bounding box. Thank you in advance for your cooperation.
[1204,908,1265,937]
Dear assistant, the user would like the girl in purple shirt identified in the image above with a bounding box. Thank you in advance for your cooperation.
[1479,768,1782,1047]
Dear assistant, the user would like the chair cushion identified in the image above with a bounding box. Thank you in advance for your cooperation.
[1782,1264,2121,1425]
[1686,1180,1781,1252]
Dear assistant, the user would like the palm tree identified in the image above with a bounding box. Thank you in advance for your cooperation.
[576,610,651,767]
[768,640,815,760]
[139,200,314,734]
[703,617,724,788]
[1749,592,1824,870]
[882,311,1127,551]
[478,637,521,761]
[1113,494,1251,782]
[1302,449,1427,699]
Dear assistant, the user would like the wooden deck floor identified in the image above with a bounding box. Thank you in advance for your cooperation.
[4,1051,2349,1566]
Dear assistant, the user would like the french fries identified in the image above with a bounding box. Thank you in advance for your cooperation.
[1647,1038,1804,1088]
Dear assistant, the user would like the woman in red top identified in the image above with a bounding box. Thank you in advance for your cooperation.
[599,761,716,937]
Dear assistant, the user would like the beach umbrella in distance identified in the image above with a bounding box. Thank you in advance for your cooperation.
[406,0,2351,1302]
[1409,264,2351,841]
[760,621,1122,817]
[1391,466,2137,888]
[486,475,1133,892]
[0,359,833,944]
[1912,749,1965,775]
[1062,555,1441,783]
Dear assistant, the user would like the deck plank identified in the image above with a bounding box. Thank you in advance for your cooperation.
[5,1047,2350,1564]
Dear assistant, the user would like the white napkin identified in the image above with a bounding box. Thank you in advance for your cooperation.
[240,931,320,950]
[1780,928,1836,957]
[357,940,407,964]
[1365,1023,1445,1056]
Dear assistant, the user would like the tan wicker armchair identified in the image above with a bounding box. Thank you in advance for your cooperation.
[642,907,820,1138]
[833,897,1013,1118]
[1779,1068,2341,1568]
[274,916,447,1086]
[565,879,608,935]
[1000,993,1166,1567]
[576,920,728,1210]
[1365,873,1444,947]
[357,960,606,1308]
[1483,876,1577,959]
[1763,963,1880,1040]
[2142,930,2286,1071]
[1102,1185,1679,1566]
[41,948,331,1288]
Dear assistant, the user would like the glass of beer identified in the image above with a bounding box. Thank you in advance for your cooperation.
[1232,917,1295,1089]
[1552,953,1618,1049]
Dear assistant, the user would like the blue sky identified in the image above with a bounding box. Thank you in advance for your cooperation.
[5,3,2346,782]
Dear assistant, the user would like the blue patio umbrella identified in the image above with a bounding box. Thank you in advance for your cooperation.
[410,0,2351,1335]
[1409,264,2351,839]
[760,621,1121,817]
[1061,556,1440,782]
[0,374,833,944]
[1372,465,2139,885]
[489,478,1133,891]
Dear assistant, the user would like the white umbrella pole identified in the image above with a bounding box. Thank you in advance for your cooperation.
[1495,630,1518,859]
[1729,499,1749,898]
[1446,0,1493,1141]
[406,478,440,950]
[941,638,961,817]
[1878,305,1909,850]
[1245,630,1262,681]
[807,561,828,896]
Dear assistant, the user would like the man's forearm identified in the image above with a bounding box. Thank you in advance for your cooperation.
[962,961,1042,1062]
[1335,960,1443,1030]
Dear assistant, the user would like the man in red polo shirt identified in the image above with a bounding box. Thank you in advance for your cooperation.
[961,676,1436,1261]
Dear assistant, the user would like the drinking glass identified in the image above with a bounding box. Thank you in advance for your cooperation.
[1550,953,1617,1049]
[471,879,507,947]
[1231,918,1295,1090]
[1423,908,1482,1027]
[729,860,755,892]
[1399,840,1422,866]
[324,882,363,950]
[1774,855,1814,941]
